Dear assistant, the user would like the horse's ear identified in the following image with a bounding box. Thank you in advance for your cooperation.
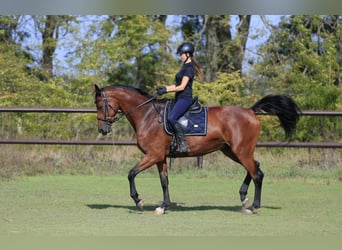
[93,84,100,93]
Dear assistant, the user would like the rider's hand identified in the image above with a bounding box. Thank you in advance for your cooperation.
[157,87,167,96]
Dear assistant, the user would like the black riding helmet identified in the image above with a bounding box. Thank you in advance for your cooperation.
[176,42,195,56]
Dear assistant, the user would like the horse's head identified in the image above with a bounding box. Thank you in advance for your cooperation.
[93,84,120,135]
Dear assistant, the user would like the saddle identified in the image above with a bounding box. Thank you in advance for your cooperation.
[163,96,208,136]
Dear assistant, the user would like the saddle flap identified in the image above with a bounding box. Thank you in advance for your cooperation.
[163,99,208,136]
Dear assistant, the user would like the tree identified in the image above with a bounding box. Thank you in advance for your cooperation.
[35,15,76,80]
[40,15,58,79]
[251,15,342,141]
[75,15,174,90]
[179,15,251,81]
[0,16,20,43]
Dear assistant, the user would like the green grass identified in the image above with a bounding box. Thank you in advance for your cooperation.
[1,175,341,236]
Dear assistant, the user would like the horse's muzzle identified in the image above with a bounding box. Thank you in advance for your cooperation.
[99,123,112,135]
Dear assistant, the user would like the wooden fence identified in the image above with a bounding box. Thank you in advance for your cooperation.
[0,107,341,148]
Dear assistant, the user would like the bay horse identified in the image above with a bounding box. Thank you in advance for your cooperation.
[93,84,300,214]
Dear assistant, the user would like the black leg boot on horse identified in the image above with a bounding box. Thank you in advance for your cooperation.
[173,123,189,153]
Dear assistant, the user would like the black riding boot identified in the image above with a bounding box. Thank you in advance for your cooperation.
[173,123,189,153]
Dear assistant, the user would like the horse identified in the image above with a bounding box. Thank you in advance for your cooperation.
[93,84,300,214]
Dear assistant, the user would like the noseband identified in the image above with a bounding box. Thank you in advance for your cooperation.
[96,90,120,125]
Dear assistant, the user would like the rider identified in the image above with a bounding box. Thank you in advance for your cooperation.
[157,42,203,153]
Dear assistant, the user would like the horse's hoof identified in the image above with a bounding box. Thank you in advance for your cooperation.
[241,206,258,215]
[136,200,144,211]
[154,207,165,215]
[241,208,254,215]
[242,198,249,208]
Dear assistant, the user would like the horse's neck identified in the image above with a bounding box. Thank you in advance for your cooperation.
[123,98,164,133]
[109,90,145,112]
[120,97,150,114]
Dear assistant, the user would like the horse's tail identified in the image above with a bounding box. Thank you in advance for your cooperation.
[250,94,301,139]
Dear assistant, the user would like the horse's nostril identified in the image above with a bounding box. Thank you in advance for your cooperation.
[99,128,107,135]
[99,124,112,135]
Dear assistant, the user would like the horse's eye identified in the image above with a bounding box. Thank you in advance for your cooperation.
[97,105,103,110]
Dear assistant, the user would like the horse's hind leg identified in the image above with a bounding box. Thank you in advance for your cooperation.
[220,145,264,214]
[239,172,252,207]
[252,160,264,210]
[220,145,253,209]
[241,160,264,214]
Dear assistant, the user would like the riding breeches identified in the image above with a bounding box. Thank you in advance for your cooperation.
[167,98,193,126]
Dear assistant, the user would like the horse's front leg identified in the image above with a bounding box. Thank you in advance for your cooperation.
[127,154,164,211]
[128,165,144,210]
[155,160,170,214]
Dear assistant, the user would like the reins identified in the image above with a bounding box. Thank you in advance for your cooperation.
[124,95,157,118]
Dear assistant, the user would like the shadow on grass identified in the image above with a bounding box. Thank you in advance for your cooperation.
[86,203,281,213]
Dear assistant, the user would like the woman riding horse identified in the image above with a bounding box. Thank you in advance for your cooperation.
[94,83,300,215]
[157,42,203,153]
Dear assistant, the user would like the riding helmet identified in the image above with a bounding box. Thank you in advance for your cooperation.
[177,42,195,56]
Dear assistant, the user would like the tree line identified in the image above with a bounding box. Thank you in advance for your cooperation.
[0,15,341,142]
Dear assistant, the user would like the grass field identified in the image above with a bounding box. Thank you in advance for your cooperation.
[1,174,341,236]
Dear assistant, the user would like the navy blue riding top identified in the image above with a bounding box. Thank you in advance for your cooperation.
[175,62,195,100]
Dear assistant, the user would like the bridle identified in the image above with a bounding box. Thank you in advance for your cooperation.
[96,88,157,126]
[96,89,120,126]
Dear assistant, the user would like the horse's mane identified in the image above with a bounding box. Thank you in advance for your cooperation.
[105,84,170,103]
[105,84,153,98]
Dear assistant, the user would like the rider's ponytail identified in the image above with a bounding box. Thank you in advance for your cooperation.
[192,57,203,81]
